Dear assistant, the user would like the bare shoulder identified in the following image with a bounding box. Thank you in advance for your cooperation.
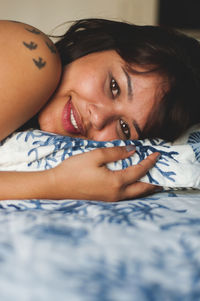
[0,20,61,71]
[0,20,62,140]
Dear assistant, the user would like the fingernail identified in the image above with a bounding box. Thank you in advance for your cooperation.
[155,186,163,192]
[156,153,161,161]
[126,145,136,152]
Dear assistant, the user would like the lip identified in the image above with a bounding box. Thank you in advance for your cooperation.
[62,98,84,135]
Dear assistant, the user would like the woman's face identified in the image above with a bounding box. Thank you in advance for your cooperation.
[38,50,165,141]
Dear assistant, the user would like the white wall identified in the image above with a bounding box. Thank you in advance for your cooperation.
[0,0,158,34]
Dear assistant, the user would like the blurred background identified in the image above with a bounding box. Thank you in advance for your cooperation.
[0,0,199,37]
[0,0,158,34]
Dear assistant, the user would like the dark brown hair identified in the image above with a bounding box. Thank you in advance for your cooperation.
[55,18,200,141]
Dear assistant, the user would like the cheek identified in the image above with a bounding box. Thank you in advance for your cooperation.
[77,76,101,100]
[66,65,102,99]
[92,124,118,141]
[38,95,66,131]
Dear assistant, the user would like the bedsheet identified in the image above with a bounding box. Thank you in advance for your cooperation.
[0,191,200,301]
[0,129,199,300]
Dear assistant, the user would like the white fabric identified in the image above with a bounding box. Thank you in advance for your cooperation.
[0,125,200,190]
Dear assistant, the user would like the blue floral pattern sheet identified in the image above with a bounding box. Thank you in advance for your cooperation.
[0,191,200,301]
[0,127,200,189]
[0,128,199,300]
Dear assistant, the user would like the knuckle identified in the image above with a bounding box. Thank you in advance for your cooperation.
[136,162,149,174]
[106,176,123,202]
[146,156,155,165]
[137,162,145,168]
[112,175,122,190]
[139,158,153,170]
[146,153,158,165]
[95,147,107,158]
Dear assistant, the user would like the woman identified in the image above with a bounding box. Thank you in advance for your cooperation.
[0,19,200,201]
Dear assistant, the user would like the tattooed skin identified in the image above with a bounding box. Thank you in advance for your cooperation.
[45,41,57,54]
[25,28,41,35]
[21,24,58,69]
[33,57,46,69]
[23,41,38,50]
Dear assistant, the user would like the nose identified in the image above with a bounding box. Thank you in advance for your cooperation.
[88,103,115,130]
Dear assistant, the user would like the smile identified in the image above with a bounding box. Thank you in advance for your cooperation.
[70,109,78,130]
[62,98,84,135]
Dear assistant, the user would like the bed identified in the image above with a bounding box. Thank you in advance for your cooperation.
[0,127,199,301]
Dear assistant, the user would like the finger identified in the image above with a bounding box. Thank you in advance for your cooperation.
[115,152,160,185]
[121,182,162,200]
[89,145,136,165]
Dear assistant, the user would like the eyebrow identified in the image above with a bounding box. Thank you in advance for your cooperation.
[133,120,142,138]
[122,67,142,138]
[122,67,133,101]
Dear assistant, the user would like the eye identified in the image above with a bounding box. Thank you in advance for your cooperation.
[110,78,120,98]
[119,119,130,140]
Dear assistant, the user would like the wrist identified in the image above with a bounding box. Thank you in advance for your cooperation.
[0,170,54,200]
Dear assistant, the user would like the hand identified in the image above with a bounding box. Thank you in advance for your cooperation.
[49,146,161,202]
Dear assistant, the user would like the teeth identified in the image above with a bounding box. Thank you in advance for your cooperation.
[70,109,78,129]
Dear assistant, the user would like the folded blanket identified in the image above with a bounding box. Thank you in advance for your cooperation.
[0,125,200,190]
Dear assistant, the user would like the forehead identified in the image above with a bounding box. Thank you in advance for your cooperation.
[71,50,125,67]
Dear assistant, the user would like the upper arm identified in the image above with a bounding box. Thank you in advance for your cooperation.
[0,20,62,141]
